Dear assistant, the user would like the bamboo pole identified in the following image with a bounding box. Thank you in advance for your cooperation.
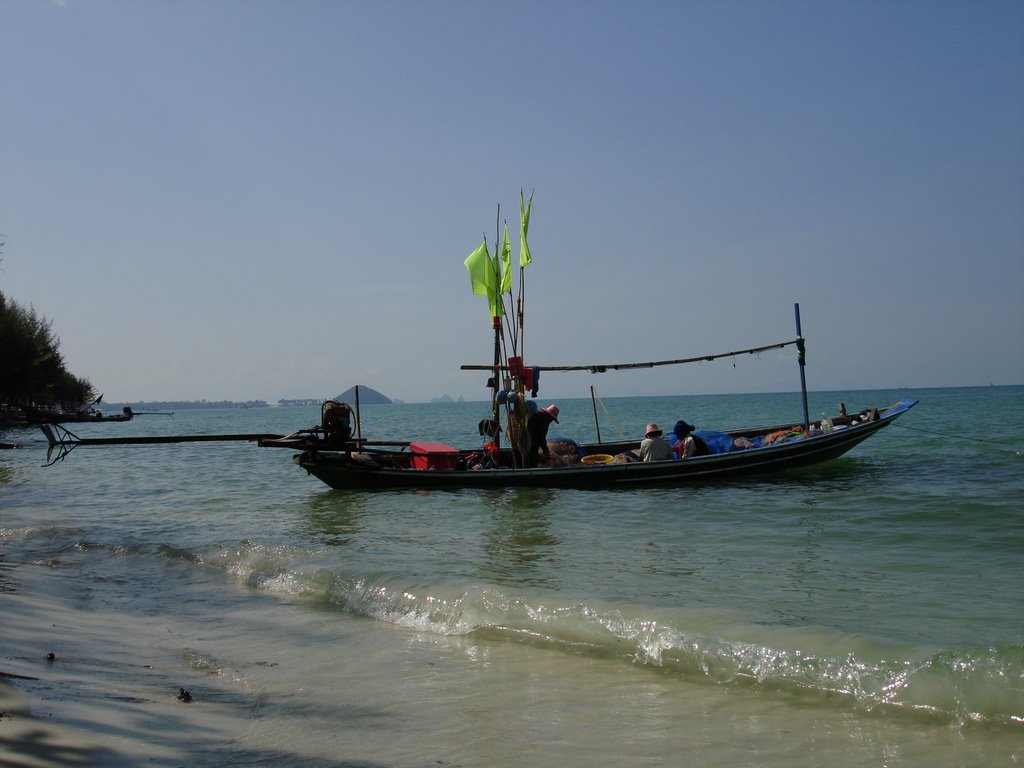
[355,386,362,442]
[590,386,602,444]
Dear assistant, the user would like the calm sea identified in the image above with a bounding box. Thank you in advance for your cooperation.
[1,386,1022,766]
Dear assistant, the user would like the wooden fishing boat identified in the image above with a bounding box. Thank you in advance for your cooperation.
[256,196,918,490]
[38,197,919,483]
[257,399,917,490]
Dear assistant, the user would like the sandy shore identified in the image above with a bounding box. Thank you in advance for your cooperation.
[0,678,140,768]
[0,562,239,767]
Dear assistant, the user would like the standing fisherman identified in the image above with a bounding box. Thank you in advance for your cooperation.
[526,404,559,467]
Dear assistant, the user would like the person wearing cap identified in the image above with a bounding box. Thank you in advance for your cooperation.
[526,404,560,467]
[638,423,672,461]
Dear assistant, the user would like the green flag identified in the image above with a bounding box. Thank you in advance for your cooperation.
[500,223,512,294]
[464,238,503,317]
[465,239,492,297]
[519,191,533,268]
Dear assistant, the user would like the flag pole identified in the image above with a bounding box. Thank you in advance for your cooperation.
[492,209,505,450]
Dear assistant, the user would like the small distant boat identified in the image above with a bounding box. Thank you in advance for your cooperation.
[25,406,134,425]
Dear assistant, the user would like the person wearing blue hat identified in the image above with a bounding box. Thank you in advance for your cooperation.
[670,419,710,458]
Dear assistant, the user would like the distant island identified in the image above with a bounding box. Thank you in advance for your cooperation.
[333,385,392,404]
[430,394,466,403]
[280,386,393,407]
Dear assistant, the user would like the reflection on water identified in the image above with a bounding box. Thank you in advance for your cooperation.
[777,513,829,626]
[0,557,16,593]
[302,492,368,546]
[479,488,561,588]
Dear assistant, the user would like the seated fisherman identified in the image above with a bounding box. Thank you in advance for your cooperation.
[670,419,753,457]
[638,423,672,461]
[669,420,708,458]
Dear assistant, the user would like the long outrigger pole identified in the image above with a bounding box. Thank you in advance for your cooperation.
[40,423,283,466]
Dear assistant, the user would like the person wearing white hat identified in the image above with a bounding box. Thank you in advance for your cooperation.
[638,422,672,462]
[526,404,560,467]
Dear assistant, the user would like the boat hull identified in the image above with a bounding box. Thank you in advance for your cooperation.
[293,400,917,491]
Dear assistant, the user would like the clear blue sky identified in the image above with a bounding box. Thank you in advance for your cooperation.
[3,0,1022,403]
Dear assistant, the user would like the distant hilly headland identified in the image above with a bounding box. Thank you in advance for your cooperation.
[330,386,392,405]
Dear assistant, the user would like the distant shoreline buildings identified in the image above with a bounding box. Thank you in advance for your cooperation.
[101,399,271,411]
[99,386,472,410]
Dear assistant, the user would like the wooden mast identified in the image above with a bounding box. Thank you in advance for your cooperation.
[794,303,810,433]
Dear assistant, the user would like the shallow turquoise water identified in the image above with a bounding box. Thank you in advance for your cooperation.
[2,386,1022,765]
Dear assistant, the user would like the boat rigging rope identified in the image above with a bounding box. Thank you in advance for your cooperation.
[461,338,799,373]
[592,388,629,442]
[893,422,1019,449]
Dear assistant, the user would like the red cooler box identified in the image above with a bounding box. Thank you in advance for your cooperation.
[410,442,459,470]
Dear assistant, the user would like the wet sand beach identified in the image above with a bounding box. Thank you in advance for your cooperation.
[1,563,220,766]
[0,678,137,768]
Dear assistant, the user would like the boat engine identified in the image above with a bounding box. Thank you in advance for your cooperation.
[321,400,352,446]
